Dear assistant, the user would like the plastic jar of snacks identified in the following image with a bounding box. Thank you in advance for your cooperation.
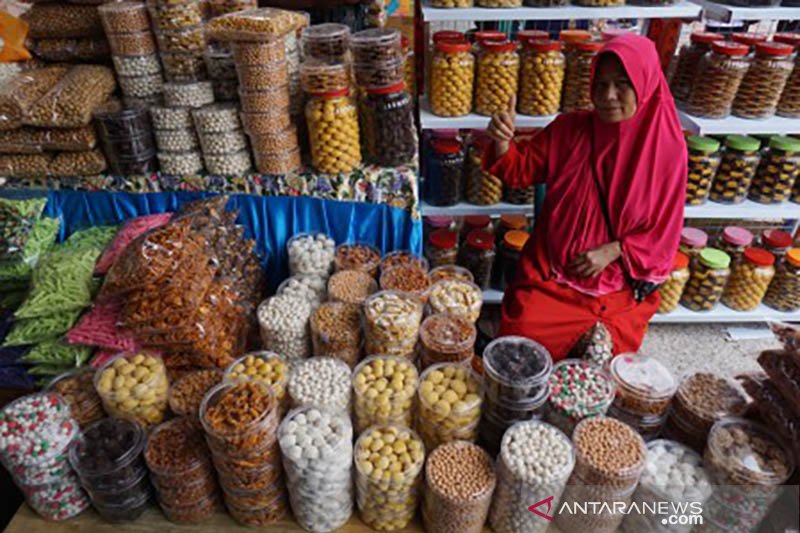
[277,274,327,311]
[733,42,795,119]
[417,363,482,450]
[562,39,602,113]
[460,215,493,244]
[721,247,775,311]
[351,28,402,65]
[559,29,592,53]
[764,248,800,311]
[710,135,761,204]
[715,225,754,263]
[160,52,207,83]
[361,82,416,167]
[380,250,430,273]
[518,39,564,117]
[335,243,381,277]
[288,232,336,278]
[426,229,459,268]
[658,252,690,314]
[328,270,379,305]
[427,278,483,322]
[491,230,529,291]
[94,351,169,428]
[680,248,731,311]
[608,354,676,425]
[168,369,224,418]
[240,85,290,114]
[353,356,418,433]
[225,352,289,413]
[429,266,475,286]
[301,23,350,60]
[686,136,721,205]
[749,135,800,204]
[679,227,708,257]
[465,141,503,205]
[494,214,527,248]
[671,33,724,104]
[425,138,464,207]
[256,295,312,361]
[380,264,431,302]
[760,228,793,260]
[475,40,520,116]
[354,57,404,89]
[364,290,424,359]
[430,41,475,117]
[46,368,105,428]
[546,360,615,436]
[300,60,349,94]
[419,314,476,370]
[288,356,352,415]
[459,229,496,290]
[480,382,549,457]
[483,336,552,403]
[306,88,361,174]
[686,41,751,119]
[309,302,362,367]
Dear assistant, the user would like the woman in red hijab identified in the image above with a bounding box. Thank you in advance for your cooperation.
[485,34,687,361]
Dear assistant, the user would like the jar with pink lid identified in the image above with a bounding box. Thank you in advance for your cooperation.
[715,226,753,264]
[679,227,708,257]
[424,215,456,237]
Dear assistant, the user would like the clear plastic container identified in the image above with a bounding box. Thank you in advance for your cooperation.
[155,127,199,152]
[224,352,289,412]
[163,81,214,108]
[426,229,458,268]
[460,230,496,290]
[87,466,150,507]
[686,41,751,119]
[148,1,204,32]
[351,28,402,65]
[571,416,646,488]
[671,373,749,439]
[157,150,204,175]
[107,31,158,56]
[417,363,482,450]
[240,107,292,135]
[483,336,552,404]
[306,88,360,174]
[562,40,603,113]
[491,230,529,291]
[608,354,677,419]
[634,439,711,509]
[68,418,146,493]
[328,270,379,305]
[428,264,475,285]
[518,39,564,117]
[360,82,416,167]
[335,243,381,277]
[480,386,549,456]
[465,139,504,205]
[203,149,252,175]
[301,23,350,60]
[475,40,520,116]
[256,295,311,361]
[198,129,248,156]
[419,314,476,370]
[733,42,794,119]
[658,252,690,314]
[764,248,800,311]
[93,352,169,428]
[379,264,430,303]
[93,488,150,523]
[253,146,301,174]
[425,138,464,207]
[150,106,193,130]
[715,225,754,263]
[310,301,362,367]
[192,103,241,134]
[427,278,483,322]
[546,360,615,436]
[159,492,220,524]
[380,250,429,273]
[353,356,418,433]
[226,493,288,527]
[430,41,474,117]
[98,2,151,34]
[160,52,207,82]
[680,248,731,311]
[300,60,349,94]
[760,228,793,259]
[354,57,405,89]
[721,247,775,311]
[749,135,800,204]
[686,136,721,205]
[46,368,105,429]
[112,54,162,77]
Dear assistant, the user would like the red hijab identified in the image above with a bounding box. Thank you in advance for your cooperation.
[540,34,687,296]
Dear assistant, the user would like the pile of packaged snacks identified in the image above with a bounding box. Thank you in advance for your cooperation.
[64,299,138,354]
[94,352,169,428]
[309,302,362,367]
[151,102,204,175]
[417,362,482,450]
[364,290,424,359]
[0,199,57,288]
[353,355,418,433]
[46,368,105,428]
[145,417,220,524]
[278,406,354,532]
[0,393,90,521]
[418,313,476,370]
[94,213,173,274]
[225,351,290,414]
[93,102,157,176]
[149,0,207,83]
[546,359,615,436]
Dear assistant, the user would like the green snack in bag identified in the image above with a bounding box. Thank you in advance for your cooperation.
[2,309,82,347]
[0,198,47,260]
[63,224,119,252]
[21,339,92,367]
[0,217,60,282]
[28,364,74,377]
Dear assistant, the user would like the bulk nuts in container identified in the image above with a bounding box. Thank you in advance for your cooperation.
[715,225,753,263]
[426,229,459,268]
[328,270,378,305]
[47,368,105,428]
[237,62,289,92]
[721,247,775,311]
[562,39,603,113]
[360,82,416,167]
[608,354,676,422]
[492,230,529,292]
[203,150,252,175]
[225,352,289,411]
[156,25,206,55]
[301,23,350,60]
[474,40,520,116]
[380,249,430,273]
[419,314,476,369]
[364,290,423,358]
[749,135,800,203]
[277,273,327,309]
[256,294,312,361]
[150,105,193,130]
[239,85,290,113]
[764,248,800,311]
[732,42,794,119]
[198,129,248,155]
[310,302,362,367]
[306,88,361,174]
[679,227,708,257]
[287,232,335,277]
[417,363,482,450]
[546,360,615,436]
[112,54,162,77]
[490,421,574,533]
[148,1,203,32]
[278,407,354,533]
[207,0,258,17]
[680,248,731,311]
[428,278,482,322]
[157,150,204,175]
[253,146,301,174]
[353,355,418,433]
[160,52,207,82]
[300,60,349,94]
[354,425,424,531]
[422,441,496,533]
[380,264,430,301]
[429,265,475,285]
[94,351,169,428]
[686,41,750,119]
[168,369,223,418]
[106,31,157,56]
[425,139,464,207]
[351,28,402,65]
[517,39,564,117]
[760,228,793,258]
[658,252,690,314]
[483,336,552,404]
[335,243,381,278]
[288,357,352,414]
[192,103,241,134]
[240,107,292,135]
[231,39,285,66]
[460,230,496,290]
[686,135,721,205]
[98,2,151,34]
[248,124,297,153]
[430,40,474,117]
[162,81,214,108]
[154,128,199,152]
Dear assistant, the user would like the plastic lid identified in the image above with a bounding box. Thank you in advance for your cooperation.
[525,39,562,52]
[559,29,592,43]
[731,32,768,47]
[483,336,553,391]
[788,248,800,267]
[743,247,775,267]
[712,41,749,56]
[517,30,549,41]
[366,82,405,95]
[673,252,690,270]
[609,354,678,401]
[435,40,471,54]
[464,214,491,229]
[690,31,724,45]
[773,32,800,47]
[724,134,760,152]
[686,135,720,153]
[466,230,495,251]
[475,30,506,43]
[575,40,604,52]
[504,230,529,251]
[426,215,454,228]
[769,135,800,152]
[762,229,793,249]
[499,214,527,230]
[351,27,401,46]
[756,41,794,57]
[722,225,754,247]
[433,30,465,44]
[699,248,731,269]
[431,138,462,155]
[480,40,519,53]
[429,229,457,250]
[681,227,708,248]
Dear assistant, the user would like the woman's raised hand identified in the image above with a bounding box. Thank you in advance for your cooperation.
[486,95,516,158]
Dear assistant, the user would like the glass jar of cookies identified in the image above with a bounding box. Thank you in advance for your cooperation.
[562,40,603,113]
[658,252,690,314]
[686,136,722,206]
[305,88,360,174]
[721,247,775,311]
[776,34,800,119]
[733,42,795,119]
[670,32,724,106]
[710,135,761,204]
[764,248,800,312]
[475,40,520,116]
[465,136,503,206]
[686,41,751,119]
[430,41,475,117]
[518,39,564,117]
[749,135,800,204]
[680,248,731,312]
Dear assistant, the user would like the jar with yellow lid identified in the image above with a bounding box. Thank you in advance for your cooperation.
[679,227,708,257]
[680,248,732,311]
[686,41,751,119]
[430,40,474,117]
[776,33,800,118]
[465,136,503,206]
[760,229,793,260]
[670,32,725,105]
[721,247,775,311]
[562,40,603,113]
[475,40,520,116]
[518,39,564,118]
[305,88,360,174]
[658,252,690,314]
[686,136,721,205]
[491,230,529,291]
[748,135,800,204]
[764,248,800,311]
[715,226,754,265]
[732,42,795,119]
[495,214,527,249]
[709,135,761,204]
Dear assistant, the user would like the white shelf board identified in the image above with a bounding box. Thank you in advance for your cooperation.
[420,98,556,129]
[684,199,800,219]
[421,2,701,21]
[650,303,800,323]
[679,110,800,135]
[690,0,800,22]
[421,201,533,215]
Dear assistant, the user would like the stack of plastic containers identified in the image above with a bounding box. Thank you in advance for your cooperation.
[192,103,251,176]
[480,336,553,456]
[352,28,404,91]
[363,290,424,359]
[93,102,157,175]
[606,354,677,441]
[417,362,482,450]
[278,406,354,532]
[149,0,207,82]
[418,313,476,370]
[224,351,291,415]
[0,393,90,521]
[69,418,150,522]
[98,2,164,106]
[46,368,106,429]
[352,355,418,433]
[205,44,238,102]
[545,359,615,436]
[200,380,287,527]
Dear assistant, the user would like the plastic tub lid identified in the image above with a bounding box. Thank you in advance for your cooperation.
[686,135,720,153]
[755,41,794,56]
[475,30,506,42]
[787,248,800,267]
[430,128,459,139]
[466,230,495,251]
[69,418,145,477]
[479,40,519,53]
[435,40,471,54]
[698,248,731,269]
[483,336,553,388]
[609,353,677,402]
[503,231,529,252]
[559,29,592,43]
[524,39,562,52]
[499,213,526,230]
[722,225,754,247]
[464,214,491,228]
[575,40,604,52]
[768,135,800,153]
[681,227,708,248]
[426,215,454,228]
[302,22,350,41]
[773,32,800,47]
[762,228,793,249]
[743,247,775,267]
[731,32,768,47]
[673,252,690,270]
[431,138,461,155]
[690,31,724,44]
[351,27,401,47]
[429,229,457,250]
[517,29,549,41]
[712,41,750,56]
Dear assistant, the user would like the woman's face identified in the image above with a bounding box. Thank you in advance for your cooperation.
[592,54,638,123]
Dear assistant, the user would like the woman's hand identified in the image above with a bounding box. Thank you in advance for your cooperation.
[568,242,622,278]
[487,95,516,159]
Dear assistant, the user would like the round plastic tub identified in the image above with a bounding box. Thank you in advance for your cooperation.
[608,354,677,419]
[483,336,552,404]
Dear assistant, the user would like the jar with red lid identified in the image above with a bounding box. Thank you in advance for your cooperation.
[679,227,708,257]
[686,41,751,119]
[776,33,800,118]
[460,215,492,245]
[430,40,474,118]
[562,40,603,113]
[559,30,592,54]
[731,32,769,52]
[670,32,725,105]
[518,39,564,117]
[764,248,800,311]
[715,226,754,264]
[721,247,776,311]
[658,252,690,314]
[426,229,459,268]
[305,88,360,174]
[460,230,496,290]
[475,40,520,116]
[433,31,467,45]
[494,214,527,249]
[491,230,529,291]
[424,215,456,238]
[360,82,416,167]
[760,229,793,260]
[425,138,464,207]
[733,42,795,119]
[516,30,550,41]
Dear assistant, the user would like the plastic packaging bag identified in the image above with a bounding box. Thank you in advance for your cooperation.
[0,11,31,62]
[0,217,60,283]
[768,320,800,355]
[0,153,52,177]
[21,4,104,39]
[49,149,108,177]
[65,299,138,352]
[2,310,82,347]
[95,213,173,274]
[21,340,93,367]
[0,198,45,260]
[0,66,69,130]
[0,126,98,154]
[569,321,614,366]
[29,37,110,63]
[26,65,116,128]
[63,224,119,252]
[206,7,309,42]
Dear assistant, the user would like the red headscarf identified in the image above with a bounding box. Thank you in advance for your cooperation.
[541,34,687,296]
